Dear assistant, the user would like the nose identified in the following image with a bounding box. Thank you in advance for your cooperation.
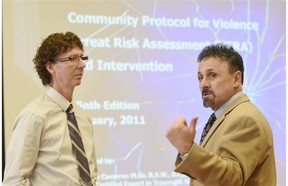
[78,60,86,68]
[199,77,210,89]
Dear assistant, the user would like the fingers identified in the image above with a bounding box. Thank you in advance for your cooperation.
[166,116,186,136]
[166,116,199,153]
[166,116,191,153]
[189,116,199,129]
[173,116,186,126]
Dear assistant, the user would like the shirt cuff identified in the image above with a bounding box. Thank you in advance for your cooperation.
[179,152,189,161]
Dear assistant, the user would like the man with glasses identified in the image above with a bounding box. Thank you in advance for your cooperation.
[3,32,97,185]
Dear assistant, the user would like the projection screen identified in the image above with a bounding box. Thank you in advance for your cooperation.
[3,0,286,185]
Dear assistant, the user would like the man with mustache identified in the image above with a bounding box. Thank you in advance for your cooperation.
[3,32,97,185]
[166,43,276,186]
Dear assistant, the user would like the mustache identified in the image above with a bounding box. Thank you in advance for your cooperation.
[202,88,212,96]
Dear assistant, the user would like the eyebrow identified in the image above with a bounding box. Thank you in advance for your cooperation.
[198,68,215,74]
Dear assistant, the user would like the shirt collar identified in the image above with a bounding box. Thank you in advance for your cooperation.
[214,91,243,118]
[46,86,71,112]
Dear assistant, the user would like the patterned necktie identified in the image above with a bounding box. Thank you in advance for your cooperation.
[66,104,92,186]
[200,113,216,144]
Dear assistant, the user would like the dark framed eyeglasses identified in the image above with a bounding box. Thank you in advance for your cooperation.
[54,55,89,63]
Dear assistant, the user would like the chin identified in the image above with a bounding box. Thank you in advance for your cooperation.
[74,81,81,86]
[203,100,214,109]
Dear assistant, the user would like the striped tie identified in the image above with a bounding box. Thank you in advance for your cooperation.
[200,113,216,144]
[66,104,92,186]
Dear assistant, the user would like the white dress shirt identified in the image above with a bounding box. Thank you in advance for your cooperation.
[3,86,97,186]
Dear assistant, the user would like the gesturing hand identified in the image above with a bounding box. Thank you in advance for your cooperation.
[166,116,199,156]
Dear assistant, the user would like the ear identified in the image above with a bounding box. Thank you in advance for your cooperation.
[45,62,54,74]
[233,71,242,87]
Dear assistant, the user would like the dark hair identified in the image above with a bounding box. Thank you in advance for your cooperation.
[33,31,83,85]
[197,43,244,84]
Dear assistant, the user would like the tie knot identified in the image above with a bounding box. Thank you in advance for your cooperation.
[66,104,73,113]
